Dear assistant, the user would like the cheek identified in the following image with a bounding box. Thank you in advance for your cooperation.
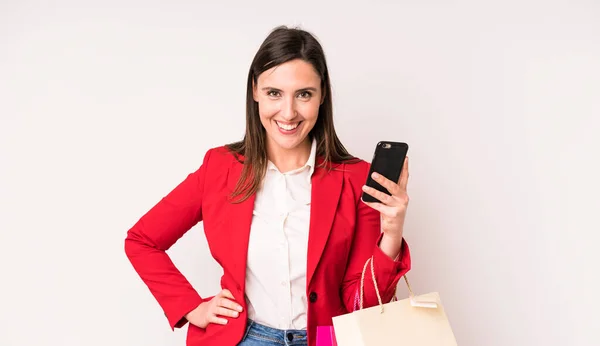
[299,101,320,122]
[258,101,280,120]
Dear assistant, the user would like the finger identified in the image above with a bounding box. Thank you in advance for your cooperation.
[209,314,229,325]
[217,297,243,312]
[371,172,400,196]
[363,201,404,218]
[219,289,234,299]
[362,185,393,205]
[216,306,240,318]
[362,200,384,213]
[398,157,409,190]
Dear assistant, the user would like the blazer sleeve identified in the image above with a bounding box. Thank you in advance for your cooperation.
[124,148,214,330]
[340,166,411,312]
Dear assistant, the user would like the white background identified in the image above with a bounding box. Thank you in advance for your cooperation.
[1,1,599,345]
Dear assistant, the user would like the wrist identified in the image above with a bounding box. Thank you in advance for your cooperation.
[379,233,403,259]
[186,301,205,319]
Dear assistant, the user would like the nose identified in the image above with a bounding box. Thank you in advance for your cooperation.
[280,97,297,120]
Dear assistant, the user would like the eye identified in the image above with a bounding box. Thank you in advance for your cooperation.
[298,91,312,99]
[267,90,281,97]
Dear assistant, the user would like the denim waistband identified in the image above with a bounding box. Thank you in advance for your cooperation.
[241,319,308,346]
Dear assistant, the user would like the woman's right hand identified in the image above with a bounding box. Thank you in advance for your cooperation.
[185,289,244,328]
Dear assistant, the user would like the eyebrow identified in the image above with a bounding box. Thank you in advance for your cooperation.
[261,87,318,92]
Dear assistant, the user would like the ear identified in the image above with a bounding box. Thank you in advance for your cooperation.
[320,88,326,105]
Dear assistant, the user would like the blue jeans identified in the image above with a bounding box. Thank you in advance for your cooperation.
[237,319,308,346]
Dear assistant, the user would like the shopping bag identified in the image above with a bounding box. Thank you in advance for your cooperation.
[316,325,338,346]
[332,256,458,346]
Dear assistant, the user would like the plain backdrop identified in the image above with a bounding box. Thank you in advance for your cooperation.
[1,1,599,345]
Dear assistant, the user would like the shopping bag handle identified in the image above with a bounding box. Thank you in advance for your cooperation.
[359,256,436,313]
[358,256,383,311]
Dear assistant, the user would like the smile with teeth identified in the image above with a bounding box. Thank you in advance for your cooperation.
[276,121,300,131]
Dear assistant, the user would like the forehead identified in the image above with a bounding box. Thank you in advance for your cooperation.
[257,59,321,88]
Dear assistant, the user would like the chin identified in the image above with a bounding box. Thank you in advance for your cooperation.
[275,139,303,150]
[270,135,307,151]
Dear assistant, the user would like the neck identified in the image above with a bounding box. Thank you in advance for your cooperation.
[266,138,312,173]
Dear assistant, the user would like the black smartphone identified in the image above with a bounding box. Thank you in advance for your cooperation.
[361,141,409,203]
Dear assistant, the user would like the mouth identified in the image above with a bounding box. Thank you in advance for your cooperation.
[275,120,301,132]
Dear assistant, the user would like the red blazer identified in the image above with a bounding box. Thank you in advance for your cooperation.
[124,146,411,346]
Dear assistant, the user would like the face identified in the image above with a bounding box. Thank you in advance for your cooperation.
[253,59,323,153]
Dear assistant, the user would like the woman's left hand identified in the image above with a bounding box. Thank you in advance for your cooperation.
[361,157,410,242]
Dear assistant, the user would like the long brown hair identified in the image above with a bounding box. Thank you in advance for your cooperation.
[226,26,356,203]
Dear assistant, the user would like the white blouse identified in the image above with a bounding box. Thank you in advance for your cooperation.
[244,139,317,330]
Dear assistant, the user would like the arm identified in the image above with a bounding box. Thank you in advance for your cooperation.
[124,149,213,330]
[340,198,411,311]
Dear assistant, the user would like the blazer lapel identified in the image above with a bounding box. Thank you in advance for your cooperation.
[306,161,344,286]
[226,158,256,293]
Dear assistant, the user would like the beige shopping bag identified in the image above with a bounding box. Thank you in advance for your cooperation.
[332,256,458,346]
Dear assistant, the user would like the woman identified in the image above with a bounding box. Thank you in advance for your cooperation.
[124,26,411,346]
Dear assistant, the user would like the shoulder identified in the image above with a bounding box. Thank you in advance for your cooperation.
[204,145,239,162]
[330,158,371,201]
[198,145,240,172]
[340,157,371,180]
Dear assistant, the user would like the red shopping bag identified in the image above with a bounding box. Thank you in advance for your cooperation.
[316,326,338,346]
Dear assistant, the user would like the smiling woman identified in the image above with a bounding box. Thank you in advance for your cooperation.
[124,25,412,346]
[226,26,357,203]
